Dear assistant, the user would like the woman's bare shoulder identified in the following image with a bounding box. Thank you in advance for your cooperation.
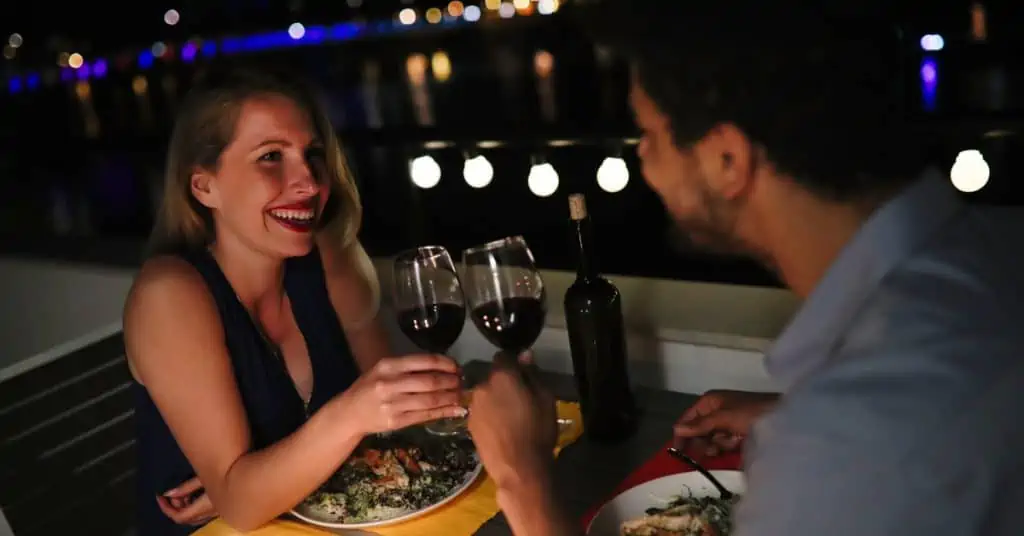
[124,255,219,340]
[127,255,208,306]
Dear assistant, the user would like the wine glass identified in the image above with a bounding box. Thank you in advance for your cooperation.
[462,236,547,358]
[392,246,467,435]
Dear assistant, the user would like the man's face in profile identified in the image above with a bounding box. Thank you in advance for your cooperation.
[629,76,747,256]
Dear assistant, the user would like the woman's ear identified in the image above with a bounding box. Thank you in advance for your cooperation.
[190,170,220,209]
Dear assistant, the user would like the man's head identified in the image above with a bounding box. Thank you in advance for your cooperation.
[583,1,926,256]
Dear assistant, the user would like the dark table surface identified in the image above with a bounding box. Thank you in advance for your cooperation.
[462,360,698,536]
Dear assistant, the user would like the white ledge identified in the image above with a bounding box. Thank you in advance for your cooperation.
[0,256,795,394]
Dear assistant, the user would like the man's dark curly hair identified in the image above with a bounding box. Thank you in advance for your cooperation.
[576,0,928,201]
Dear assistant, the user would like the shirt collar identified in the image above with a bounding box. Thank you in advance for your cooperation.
[766,170,965,388]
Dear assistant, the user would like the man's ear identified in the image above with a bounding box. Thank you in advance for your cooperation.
[190,170,220,209]
[696,122,756,201]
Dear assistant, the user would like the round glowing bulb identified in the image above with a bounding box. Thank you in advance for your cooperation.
[537,0,559,15]
[498,2,516,18]
[528,162,559,197]
[164,9,180,26]
[949,149,990,193]
[920,34,944,52]
[596,157,629,193]
[8,33,23,48]
[399,8,417,25]
[288,23,306,39]
[410,155,442,189]
[463,155,494,188]
[68,53,84,69]
[464,5,481,21]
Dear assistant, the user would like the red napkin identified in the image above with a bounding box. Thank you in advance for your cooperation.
[580,441,742,529]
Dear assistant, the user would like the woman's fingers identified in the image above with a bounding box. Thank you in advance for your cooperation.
[387,389,464,413]
[391,405,468,430]
[382,371,461,396]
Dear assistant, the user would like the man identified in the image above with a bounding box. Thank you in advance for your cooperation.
[467,1,1024,535]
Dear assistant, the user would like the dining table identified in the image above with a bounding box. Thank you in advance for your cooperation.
[196,358,723,536]
[470,360,702,536]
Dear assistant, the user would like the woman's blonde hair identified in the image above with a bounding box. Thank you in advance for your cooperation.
[149,62,379,314]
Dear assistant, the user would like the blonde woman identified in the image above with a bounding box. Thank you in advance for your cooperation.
[125,64,465,535]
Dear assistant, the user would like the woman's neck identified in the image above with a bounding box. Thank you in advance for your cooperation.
[208,237,286,312]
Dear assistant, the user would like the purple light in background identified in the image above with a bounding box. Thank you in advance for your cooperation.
[76,63,91,80]
[920,57,938,112]
[93,59,108,78]
[920,60,937,83]
[181,42,198,62]
[60,67,74,82]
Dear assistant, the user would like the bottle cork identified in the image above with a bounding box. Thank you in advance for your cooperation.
[568,193,587,221]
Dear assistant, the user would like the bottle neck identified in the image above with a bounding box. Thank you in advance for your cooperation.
[572,217,598,281]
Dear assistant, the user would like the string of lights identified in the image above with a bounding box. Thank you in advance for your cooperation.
[3,0,563,95]
[404,137,637,196]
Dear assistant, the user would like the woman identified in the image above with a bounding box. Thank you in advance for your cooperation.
[125,63,465,535]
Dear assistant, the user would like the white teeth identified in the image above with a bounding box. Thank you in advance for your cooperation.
[269,209,315,222]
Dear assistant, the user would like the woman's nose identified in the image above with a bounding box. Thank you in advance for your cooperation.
[287,164,320,194]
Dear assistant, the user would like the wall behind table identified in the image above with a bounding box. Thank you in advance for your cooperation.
[0,257,799,393]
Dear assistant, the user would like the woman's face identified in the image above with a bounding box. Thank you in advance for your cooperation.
[192,95,331,259]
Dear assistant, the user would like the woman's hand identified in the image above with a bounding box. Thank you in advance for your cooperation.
[335,353,466,436]
[157,476,217,526]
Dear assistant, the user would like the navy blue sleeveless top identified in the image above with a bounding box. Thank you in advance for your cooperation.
[132,247,361,535]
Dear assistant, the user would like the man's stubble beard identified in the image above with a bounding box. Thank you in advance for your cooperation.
[666,187,774,270]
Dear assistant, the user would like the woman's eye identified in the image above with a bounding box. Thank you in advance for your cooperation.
[258,150,282,163]
[305,147,326,164]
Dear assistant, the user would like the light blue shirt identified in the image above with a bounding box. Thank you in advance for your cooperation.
[736,173,1024,535]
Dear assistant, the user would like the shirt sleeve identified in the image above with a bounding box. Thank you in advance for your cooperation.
[732,366,950,536]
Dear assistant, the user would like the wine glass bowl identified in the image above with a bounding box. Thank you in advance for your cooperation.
[462,236,547,355]
[392,246,468,436]
[392,246,466,355]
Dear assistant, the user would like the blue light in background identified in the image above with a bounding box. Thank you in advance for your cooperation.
[3,9,479,97]
[331,22,363,40]
[303,25,327,44]
[181,42,198,62]
[138,50,154,69]
[93,59,108,78]
[920,57,938,112]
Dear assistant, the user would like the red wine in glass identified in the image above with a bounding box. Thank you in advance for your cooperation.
[392,245,467,435]
[462,236,548,356]
[396,303,465,354]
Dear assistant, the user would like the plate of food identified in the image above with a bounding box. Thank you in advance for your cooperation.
[291,426,482,529]
[587,470,744,536]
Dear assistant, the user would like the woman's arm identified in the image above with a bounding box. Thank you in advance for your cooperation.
[125,257,363,531]
[318,238,391,372]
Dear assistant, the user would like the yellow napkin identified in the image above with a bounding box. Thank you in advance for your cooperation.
[196,401,583,536]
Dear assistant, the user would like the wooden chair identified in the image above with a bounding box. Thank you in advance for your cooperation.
[0,334,135,535]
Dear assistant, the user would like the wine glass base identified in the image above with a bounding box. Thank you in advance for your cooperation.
[424,416,468,436]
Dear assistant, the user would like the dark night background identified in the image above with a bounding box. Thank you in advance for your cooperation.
[2,0,1022,286]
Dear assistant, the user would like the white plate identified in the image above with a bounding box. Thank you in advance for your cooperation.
[290,460,483,530]
[587,470,745,535]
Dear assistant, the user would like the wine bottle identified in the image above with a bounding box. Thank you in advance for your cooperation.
[564,193,637,443]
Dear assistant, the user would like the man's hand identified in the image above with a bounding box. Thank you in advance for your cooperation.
[157,476,216,526]
[674,390,779,456]
[468,352,578,536]
[468,351,557,488]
